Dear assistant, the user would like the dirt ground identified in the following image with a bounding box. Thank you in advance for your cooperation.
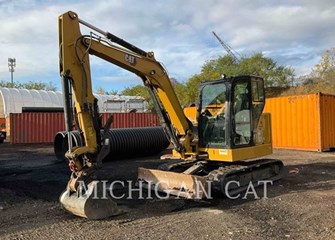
[0,143,334,240]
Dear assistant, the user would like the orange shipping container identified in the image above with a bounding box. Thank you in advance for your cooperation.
[264,93,335,151]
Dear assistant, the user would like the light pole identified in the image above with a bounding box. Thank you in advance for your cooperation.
[8,58,16,86]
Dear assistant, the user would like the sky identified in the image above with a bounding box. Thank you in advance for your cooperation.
[0,0,334,92]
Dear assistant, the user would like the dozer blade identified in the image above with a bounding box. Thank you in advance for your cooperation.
[138,167,208,199]
[138,159,284,200]
[59,180,123,220]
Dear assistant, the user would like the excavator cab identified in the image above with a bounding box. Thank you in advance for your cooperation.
[198,75,265,149]
[139,75,282,198]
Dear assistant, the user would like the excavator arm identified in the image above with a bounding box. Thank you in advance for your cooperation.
[58,11,196,219]
[59,11,195,160]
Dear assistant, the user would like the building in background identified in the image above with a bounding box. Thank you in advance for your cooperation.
[0,87,149,117]
[0,87,149,139]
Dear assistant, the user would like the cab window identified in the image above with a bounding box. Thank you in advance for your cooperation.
[232,82,251,146]
[199,83,227,148]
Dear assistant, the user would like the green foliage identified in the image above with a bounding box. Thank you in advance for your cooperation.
[115,53,295,107]
[279,47,335,97]
[238,53,294,87]
[174,82,188,107]
[120,83,190,111]
[312,47,335,85]
[121,85,150,98]
[171,55,239,105]
[181,53,294,104]
[0,80,57,91]
[121,85,154,111]
[184,74,203,105]
[95,87,106,95]
[95,86,119,95]
[107,89,119,95]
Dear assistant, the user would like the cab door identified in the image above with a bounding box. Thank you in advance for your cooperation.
[198,81,228,149]
[231,76,265,148]
[231,79,253,147]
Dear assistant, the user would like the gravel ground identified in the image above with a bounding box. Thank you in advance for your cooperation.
[0,144,334,240]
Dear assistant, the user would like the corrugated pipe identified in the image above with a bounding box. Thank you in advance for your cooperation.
[54,127,170,161]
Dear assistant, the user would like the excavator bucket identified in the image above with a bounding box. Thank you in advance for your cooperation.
[59,180,123,219]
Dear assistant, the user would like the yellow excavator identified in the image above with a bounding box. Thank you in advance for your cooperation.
[58,11,284,219]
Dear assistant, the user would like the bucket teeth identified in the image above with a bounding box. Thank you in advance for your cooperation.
[60,180,123,219]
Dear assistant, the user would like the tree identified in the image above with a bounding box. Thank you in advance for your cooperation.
[280,47,335,96]
[95,87,106,95]
[312,48,335,85]
[107,89,119,95]
[0,80,57,91]
[95,87,119,95]
[183,53,294,104]
[0,80,16,88]
[121,81,190,111]
[23,81,57,91]
[121,85,154,111]
[116,53,295,108]
[184,55,238,104]
[174,82,188,107]
[238,53,294,87]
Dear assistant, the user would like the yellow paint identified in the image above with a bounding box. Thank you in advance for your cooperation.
[183,106,197,125]
[199,144,272,162]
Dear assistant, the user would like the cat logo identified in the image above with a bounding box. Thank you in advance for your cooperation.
[125,54,136,65]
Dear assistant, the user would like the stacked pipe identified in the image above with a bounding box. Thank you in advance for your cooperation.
[54,127,170,161]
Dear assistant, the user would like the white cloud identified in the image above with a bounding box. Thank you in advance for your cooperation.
[0,0,334,89]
